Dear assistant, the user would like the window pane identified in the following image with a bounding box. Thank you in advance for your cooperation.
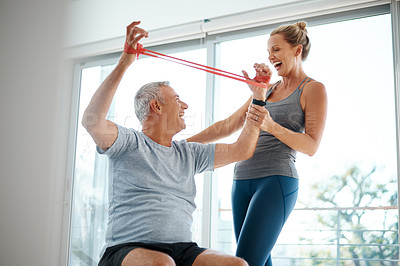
[211,33,273,254]
[69,48,206,265]
[212,14,398,264]
[69,65,113,266]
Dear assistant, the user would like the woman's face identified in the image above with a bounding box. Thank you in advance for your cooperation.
[267,33,300,77]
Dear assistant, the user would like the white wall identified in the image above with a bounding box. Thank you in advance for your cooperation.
[0,1,67,266]
[65,0,386,58]
[65,0,298,47]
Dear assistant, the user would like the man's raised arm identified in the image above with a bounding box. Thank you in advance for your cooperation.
[82,21,148,151]
[213,102,267,169]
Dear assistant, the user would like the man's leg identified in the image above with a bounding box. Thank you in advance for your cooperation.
[122,248,176,266]
[192,249,248,266]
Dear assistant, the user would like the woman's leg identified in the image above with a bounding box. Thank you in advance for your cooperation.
[231,180,252,243]
[234,176,298,266]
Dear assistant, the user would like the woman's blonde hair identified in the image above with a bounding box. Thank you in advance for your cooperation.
[271,21,311,60]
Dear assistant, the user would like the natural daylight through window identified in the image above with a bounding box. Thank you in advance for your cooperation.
[68,13,398,265]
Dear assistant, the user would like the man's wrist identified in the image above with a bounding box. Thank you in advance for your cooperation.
[119,53,135,66]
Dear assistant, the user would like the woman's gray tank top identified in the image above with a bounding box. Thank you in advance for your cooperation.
[234,77,312,180]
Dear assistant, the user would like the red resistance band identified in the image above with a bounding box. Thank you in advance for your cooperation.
[124,42,270,88]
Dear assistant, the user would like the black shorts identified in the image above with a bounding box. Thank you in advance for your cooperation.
[98,242,206,266]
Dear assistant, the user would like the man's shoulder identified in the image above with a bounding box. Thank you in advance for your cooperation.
[180,140,215,156]
[116,124,143,140]
[175,139,209,148]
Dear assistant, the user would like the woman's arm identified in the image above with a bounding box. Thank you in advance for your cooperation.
[253,81,327,156]
[188,63,273,144]
[186,97,251,144]
[213,95,268,169]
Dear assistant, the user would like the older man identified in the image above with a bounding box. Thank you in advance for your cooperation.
[82,21,269,266]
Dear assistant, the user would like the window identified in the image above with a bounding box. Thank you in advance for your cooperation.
[67,8,399,266]
[69,48,207,265]
[212,14,398,264]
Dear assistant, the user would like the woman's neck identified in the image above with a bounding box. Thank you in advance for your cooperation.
[280,66,307,90]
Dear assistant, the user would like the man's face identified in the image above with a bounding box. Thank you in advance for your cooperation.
[159,86,188,134]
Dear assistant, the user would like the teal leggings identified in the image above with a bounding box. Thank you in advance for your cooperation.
[232,175,298,266]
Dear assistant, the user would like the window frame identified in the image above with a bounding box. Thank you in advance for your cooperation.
[62,3,400,265]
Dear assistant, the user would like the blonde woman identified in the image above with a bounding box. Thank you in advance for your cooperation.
[188,21,327,265]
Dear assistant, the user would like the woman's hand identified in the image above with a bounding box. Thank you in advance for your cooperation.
[253,63,271,78]
[247,104,276,133]
[242,63,272,101]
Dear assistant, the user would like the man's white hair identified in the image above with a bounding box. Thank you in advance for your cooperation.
[134,81,169,123]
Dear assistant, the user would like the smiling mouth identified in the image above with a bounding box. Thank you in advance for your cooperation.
[272,61,282,69]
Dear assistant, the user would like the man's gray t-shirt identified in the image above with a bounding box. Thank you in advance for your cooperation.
[97,124,215,254]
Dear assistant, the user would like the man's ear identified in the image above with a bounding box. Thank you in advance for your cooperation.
[149,99,162,114]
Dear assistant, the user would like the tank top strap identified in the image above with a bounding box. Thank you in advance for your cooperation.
[265,80,281,98]
[298,77,313,91]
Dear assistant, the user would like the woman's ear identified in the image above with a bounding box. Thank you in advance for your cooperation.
[295,44,303,57]
[149,100,162,114]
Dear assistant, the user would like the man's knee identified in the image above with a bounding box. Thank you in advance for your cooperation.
[123,256,175,266]
[122,248,176,266]
[217,256,249,266]
[148,255,176,266]
[231,257,248,266]
[193,249,248,266]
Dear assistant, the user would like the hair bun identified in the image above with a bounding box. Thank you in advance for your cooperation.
[296,21,307,31]
[270,21,311,60]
